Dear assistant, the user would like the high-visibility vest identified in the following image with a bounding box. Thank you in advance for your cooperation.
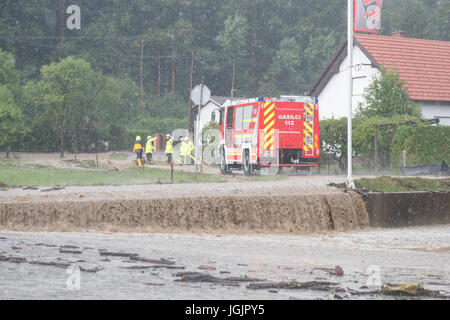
[145,137,156,153]
[187,141,194,153]
[165,139,173,154]
[180,141,187,156]
[133,141,144,152]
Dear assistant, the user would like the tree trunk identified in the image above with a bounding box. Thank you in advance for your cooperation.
[157,53,161,96]
[59,123,64,159]
[231,55,236,98]
[6,146,10,158]
[172,61,175,93]
[60,0,65,43]
[251,3,258,92]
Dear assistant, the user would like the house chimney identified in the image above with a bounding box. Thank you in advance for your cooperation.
[391,31,406,37]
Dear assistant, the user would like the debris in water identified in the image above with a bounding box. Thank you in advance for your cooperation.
[99,251,139,258]
[198,265,216,270]
[246,280,342,291]
[79,266,103,273]
[61,245,80,249]
[129,256,175,265]
[59,249,82,254]
[143,283,165,286]
[0,255,26,263]
[29,261,70,269]
[310,265,344,276]
[34,243,57,247]
[174,272,265,286]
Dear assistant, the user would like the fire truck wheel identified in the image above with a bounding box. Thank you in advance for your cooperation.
[243,151,252,176]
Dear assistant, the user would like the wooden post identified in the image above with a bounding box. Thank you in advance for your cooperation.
[402,150,406,167]
[374,126,378,175]
[170,161,174,183]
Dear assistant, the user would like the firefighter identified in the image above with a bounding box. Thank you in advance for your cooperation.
[165,134,173,164]
[145,135,157,165]
[133,136,144,167]
[187,138,195,164]
[179,137,188,165]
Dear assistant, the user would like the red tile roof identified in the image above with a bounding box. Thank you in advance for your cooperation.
[355,34,450,102]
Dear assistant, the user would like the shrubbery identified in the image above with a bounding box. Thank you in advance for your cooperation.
[391,125,450,171]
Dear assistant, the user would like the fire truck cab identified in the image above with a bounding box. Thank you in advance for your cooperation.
[218,96,320,175]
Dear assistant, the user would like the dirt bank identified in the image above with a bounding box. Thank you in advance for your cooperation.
[0,190,369,233]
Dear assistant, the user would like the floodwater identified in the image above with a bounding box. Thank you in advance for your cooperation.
[0,225,449,300]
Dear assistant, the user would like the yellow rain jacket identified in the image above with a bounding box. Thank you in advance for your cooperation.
[165,139,173,154]
[145,137,157,154]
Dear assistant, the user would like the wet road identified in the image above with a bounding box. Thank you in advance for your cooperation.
[0,225,449,300]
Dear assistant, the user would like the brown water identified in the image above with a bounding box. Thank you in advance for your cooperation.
[1,225,449,300]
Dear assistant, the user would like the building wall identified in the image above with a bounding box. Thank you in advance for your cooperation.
[193,101,221,144]
[318,45,379,119]
[418,102,450,125]
[318,46,450,126]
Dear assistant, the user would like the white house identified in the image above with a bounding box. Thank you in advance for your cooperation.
[309,32,450,125]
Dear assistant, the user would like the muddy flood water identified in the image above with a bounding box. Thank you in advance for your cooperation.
[0,225,449,300]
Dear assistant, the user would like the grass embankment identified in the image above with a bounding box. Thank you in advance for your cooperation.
[0,158,223,188]
[355,176,450,192]
[109,152,130,160]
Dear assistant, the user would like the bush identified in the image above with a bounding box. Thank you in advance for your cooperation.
[391,125,450,171]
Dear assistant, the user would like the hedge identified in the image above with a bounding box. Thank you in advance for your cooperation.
[391,125,450,171]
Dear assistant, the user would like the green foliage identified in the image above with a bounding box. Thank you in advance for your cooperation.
[201,122,220,147]
[319,117,347,171]
[355,176,450,192]
[391,126,450,171]
[352,116,429,168]
[0,85,27,152]
[145,93,187,120]
[357,67,422,119]
[134,117,188,137]
[0,49,19,90]
[0,0,448,155]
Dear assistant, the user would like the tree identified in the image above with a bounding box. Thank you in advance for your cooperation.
[0,86,26,157]
[215,12,249,97]
[357,67,422,119]
[0,49,19,90]
[24,56,97,158]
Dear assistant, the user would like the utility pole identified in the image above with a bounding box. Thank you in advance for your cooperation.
[140,39,144,106]
[347,0,355,189]
[188,50,195,135]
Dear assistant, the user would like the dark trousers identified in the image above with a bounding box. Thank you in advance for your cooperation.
[146,153,152,164]
[136,149,143,166]
[166,153,172,164]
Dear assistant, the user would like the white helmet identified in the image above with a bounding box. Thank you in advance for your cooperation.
[147,136,152,140]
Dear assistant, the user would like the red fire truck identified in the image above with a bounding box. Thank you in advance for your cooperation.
[218,96,320,175]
